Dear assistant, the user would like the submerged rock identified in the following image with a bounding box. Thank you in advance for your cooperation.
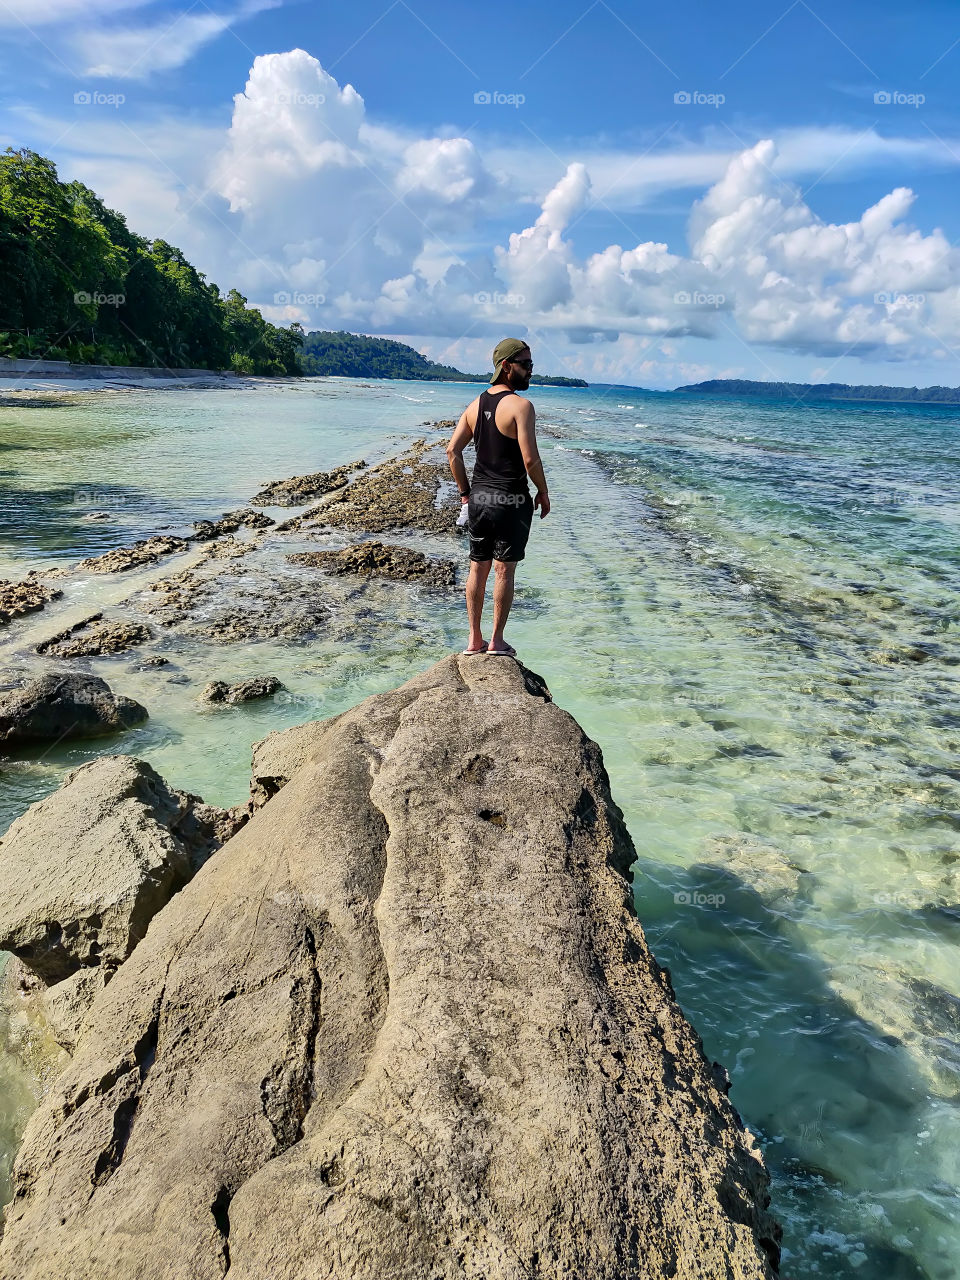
[0,575,62,626]
[0,656,780,1278]
[289,540,457,588]
[251,460,364,507]
[140,562,329,643]
[200,676,282,705]
[0,755,246,987]
[0,673,147,745]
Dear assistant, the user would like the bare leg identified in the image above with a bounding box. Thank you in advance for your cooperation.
[489,559,517,650]
[466,559,491,649]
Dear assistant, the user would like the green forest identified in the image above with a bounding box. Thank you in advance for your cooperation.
[301,330,588,386]
[674,377,960,404]
[0,148,304,375]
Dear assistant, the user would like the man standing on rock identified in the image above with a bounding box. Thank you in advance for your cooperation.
[446,337,550,657]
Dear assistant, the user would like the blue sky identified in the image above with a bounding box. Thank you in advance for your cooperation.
[3,0,960,387]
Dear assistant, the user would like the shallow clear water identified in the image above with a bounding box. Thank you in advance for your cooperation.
[1,378,958,1277]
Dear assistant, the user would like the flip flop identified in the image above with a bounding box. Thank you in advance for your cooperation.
[486,643,517,657]
[461,642,488,655]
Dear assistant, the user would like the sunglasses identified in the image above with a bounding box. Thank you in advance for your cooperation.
[509,358,534,370]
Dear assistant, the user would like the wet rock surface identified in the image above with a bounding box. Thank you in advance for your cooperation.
[76,535,191,574]
[191,509,274,541]
[284,442,458,535]
[200,676,282,705]
[0,576,62,626]
[0,673,148,745]
[250,460,364,506]
[35,614,152,658]
[0,656,779,1280]
[289,540,456,588]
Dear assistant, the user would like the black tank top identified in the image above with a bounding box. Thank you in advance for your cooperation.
[471,389,529,494]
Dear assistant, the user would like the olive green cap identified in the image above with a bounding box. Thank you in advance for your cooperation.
[490,337,529,383]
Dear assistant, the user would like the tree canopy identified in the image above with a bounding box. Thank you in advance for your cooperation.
[301,330,588,386]
[0,148,303,375]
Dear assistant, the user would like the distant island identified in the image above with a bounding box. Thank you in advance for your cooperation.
[674,378,960,405]
[301,330,588,386]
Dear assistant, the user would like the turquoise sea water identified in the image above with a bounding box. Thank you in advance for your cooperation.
[1,377,958,1278]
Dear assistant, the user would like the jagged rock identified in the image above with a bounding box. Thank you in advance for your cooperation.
[0,575,62,626]
[0,755,247,985]
[191,509,275,541]
[76,536,190,574]
[200,676,282,705]
[0,673,148,745]
[250,460,364,507]
[249,719,326,809]
[40,967,109,1053]
[0,657,780,1279]
[196,534,255,560]
[289,540,456,588]
[36,615,151,658]
[284,442,457,535]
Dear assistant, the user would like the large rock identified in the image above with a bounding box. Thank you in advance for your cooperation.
[0,657,780,1279]
[0,672,148,745]
[0,755,246,985]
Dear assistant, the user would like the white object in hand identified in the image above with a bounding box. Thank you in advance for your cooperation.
[456,503,470,528]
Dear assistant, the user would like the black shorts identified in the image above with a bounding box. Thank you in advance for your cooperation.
[468,488,534,562]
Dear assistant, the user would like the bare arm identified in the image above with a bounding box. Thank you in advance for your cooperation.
[516,402,551,518]
[445,405,476,503]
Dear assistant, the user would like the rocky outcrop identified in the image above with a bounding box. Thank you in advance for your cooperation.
[0,575,62,626]
[191,509,275,541]
[76,535,191,573]
[35,613,152,658]
[251,460,364,507]
[0,756,246,987]
[281,441,457,535]
[0,673,148,745]
[289,540,457,588]
[0,656,779,1278]
[200,676,282,705]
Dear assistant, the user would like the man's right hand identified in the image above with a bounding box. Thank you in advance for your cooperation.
[535,490,551,518]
